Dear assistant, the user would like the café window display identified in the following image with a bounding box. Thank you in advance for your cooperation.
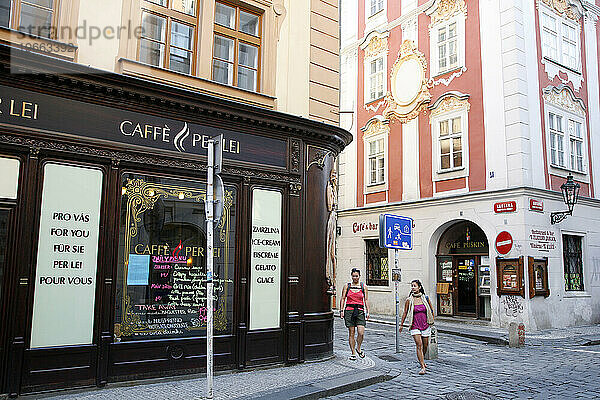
[365,239,388,286]
[114,173,237,340]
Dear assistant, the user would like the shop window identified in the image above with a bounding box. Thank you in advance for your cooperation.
[365,239,388,286]
[366,56,385,102]
[430,15,465,76]
[139,0,200,75]
[0,0,58,38]
[366,136,385,185]
[540,10,580,71]
[547,111,586,173]
[114,174,237,341]
[563,234,584,291]
[212,2,261,92]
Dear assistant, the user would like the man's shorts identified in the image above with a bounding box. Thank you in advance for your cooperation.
[410,326,431,337]
[344,309,366,328]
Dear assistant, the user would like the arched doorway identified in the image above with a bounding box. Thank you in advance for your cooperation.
[436,221,490,319]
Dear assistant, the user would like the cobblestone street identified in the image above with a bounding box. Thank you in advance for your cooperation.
[328,318,600,400]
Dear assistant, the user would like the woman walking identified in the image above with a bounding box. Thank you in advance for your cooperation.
[399,279,434,375]
[339,268,369,360]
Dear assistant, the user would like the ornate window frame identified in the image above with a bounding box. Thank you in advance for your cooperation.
[429,92,470,182]
[362,116,389,193]
[426,0,467,78]
[542,84,588,180]
[360,31,389,105]
[537,0,584,91]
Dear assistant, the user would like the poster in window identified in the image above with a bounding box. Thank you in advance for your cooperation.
[496,257,524,297]
[30,164,103,348]
[113,174,236,340]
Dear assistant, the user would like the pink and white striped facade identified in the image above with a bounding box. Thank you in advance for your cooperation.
[337,0,600,330]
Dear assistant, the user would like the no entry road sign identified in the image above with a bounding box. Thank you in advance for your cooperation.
[379,214,413,249]
[495,231,513,255]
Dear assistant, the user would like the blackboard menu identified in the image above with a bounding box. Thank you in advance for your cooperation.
[114,174,236,340]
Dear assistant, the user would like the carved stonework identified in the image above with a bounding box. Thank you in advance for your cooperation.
[289,181,302,196]
[383,40,431,123]
[364,36,388,58]
[289,138,301,173]
[429,94,470,121]
[540,0,579,21]
[542,85,586,116]
[306,145,331,171]
[429,0,467,27]
[361,117,390,138]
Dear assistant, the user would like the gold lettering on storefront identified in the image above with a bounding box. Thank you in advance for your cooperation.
[0,98,39,119]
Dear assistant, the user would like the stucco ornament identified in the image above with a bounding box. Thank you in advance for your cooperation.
[383,40,431,123]
[429,0,467,27]
[361,117,390,138]
[540,0,579,21]
[429,92,470,122]
[542,85,586,117]
[364,36,388,58]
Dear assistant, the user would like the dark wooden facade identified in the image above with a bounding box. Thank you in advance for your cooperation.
[0,45,351,396]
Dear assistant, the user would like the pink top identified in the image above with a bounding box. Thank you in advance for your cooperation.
[345,287,364,311]
[411,304,429,331]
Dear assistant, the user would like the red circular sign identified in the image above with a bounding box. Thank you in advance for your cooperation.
[495,231,513,255]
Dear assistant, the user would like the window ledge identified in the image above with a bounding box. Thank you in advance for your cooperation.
[365,182,387,194]
[433,65,464,79]
[543,56,581,76]
[365,96,386,107]
[549,165,588,182]
[563,292,591,298]
[118,58,276,109]
[433,167,467,182]
[0,28,77,62]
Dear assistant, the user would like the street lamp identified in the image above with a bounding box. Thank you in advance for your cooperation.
[550,174,580,224]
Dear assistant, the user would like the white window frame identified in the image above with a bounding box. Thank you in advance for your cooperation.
[364,55,386,103]
[431,108,469,181]
[368,0,384,17]
[539,6,581,72]
[365,134,387,187]
[545,104,588,177]
[429,14,465,77]
[560,230,589,297]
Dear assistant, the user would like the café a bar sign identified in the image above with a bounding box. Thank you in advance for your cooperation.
[0,85,286,168]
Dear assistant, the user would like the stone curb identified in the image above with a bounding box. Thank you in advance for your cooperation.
[243,369,394,400]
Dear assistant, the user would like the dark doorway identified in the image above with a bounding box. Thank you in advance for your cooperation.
[436,221,489,318]
[0,208,12,393]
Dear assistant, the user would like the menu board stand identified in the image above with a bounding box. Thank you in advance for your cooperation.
[496,256,525,298]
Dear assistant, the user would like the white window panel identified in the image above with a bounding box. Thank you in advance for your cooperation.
[367,136,386,185]
[540,8,581,71]
[430,16,464,76]
[546,108,587,175]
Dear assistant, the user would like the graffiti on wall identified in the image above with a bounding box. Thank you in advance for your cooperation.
[592,257,600,286]
[502,295,524,318]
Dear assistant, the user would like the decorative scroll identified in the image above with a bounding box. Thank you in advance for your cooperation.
[383,40,431,123]
[361,117,390,138]
[364,36,388,58]
[429,92,471,122]
[429,0,467,27]
[540,0,579,21]
[306,145,331,171]
[542,85,586,116]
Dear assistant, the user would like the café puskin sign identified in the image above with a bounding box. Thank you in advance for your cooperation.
[0,85,287,168]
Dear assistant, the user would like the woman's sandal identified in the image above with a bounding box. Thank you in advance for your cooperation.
[357,350,365,358]
[348,354,357,361]
[418,367,426,375]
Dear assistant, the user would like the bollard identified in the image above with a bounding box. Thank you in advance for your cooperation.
[509,322,525,348]
[425,326,438,360]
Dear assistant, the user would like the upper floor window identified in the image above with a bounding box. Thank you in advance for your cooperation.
[430,16,465,76]
[367,56,384,102]
[367,136,385,185]
[139,0,200,75]
[370,0,384,16]
[540,11,580,71]
[438,116,463,171]
[0,0,57,39]
[212,2,261,92]
[548,111,585,173]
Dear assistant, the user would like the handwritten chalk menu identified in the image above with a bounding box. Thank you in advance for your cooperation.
[249,189,282,330]
[30,164,103,348]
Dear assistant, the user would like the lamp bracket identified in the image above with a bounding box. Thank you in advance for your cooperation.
[550,210,572,225]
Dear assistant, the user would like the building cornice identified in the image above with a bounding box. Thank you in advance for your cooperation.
[338,186,600,217]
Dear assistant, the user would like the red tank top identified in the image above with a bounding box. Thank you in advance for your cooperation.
[345,286,364,311]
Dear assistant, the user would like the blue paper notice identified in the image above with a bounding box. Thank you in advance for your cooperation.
[127,254,150,285]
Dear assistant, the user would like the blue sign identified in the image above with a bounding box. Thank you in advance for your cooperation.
[379,214,413,250]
